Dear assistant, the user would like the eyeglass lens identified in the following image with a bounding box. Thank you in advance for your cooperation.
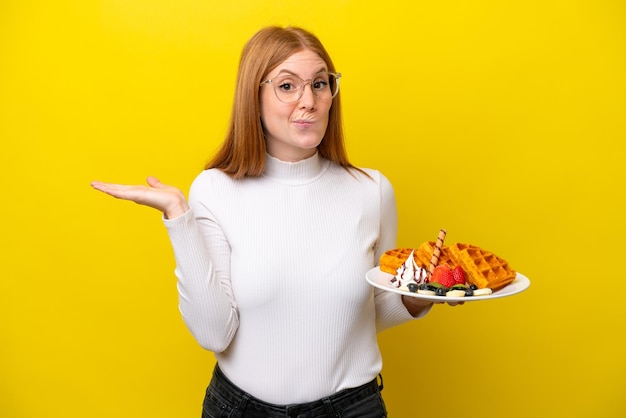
[273,73,338,102]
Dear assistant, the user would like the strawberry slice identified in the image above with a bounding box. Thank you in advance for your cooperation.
[452,265,466,285]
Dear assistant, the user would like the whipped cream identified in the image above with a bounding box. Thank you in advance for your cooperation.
[390,249,427,289]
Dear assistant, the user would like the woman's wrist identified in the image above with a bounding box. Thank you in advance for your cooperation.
[164,200,190,220]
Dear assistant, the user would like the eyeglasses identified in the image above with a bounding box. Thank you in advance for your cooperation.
[260,71,341,103]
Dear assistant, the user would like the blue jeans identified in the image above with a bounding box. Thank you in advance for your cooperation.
[202,364,387,418]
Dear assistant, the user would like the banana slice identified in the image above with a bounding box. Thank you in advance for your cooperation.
[417,289,436,296]
[473,288,493,296]
[445,289,466,298]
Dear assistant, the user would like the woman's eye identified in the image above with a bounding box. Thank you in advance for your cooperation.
[313,80,328,90]
[278,82,295,92]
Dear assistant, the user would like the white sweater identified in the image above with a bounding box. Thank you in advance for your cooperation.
[164,152,421,404]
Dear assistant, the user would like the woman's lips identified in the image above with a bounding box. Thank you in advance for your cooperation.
[293,119,314,128]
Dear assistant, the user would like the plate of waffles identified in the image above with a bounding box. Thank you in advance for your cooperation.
[373,231,531,301]
[365,267,531,302]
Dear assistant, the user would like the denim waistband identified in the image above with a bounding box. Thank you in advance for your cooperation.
[208,364,382,417]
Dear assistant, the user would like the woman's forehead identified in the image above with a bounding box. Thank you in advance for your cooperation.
[270,50,327,76]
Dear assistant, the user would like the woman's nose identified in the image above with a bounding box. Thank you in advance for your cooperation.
[298,82,317,108]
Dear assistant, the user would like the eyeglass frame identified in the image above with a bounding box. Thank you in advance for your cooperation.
[259,71,342,103]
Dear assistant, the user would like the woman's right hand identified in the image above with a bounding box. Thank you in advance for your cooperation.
[91,176,190,219]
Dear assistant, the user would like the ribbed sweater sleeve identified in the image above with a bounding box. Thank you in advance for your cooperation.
[163,209,239,352]
[371,171,429,331]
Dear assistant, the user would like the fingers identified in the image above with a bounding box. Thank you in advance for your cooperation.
[90,181,144,201]
[92,177,164,194]
[433,301,465,306]
[146,176,162,188]
[90,181,120,196]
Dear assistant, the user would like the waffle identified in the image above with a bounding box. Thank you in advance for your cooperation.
[382,241,516,291]
[448,243,516,290]
[379,248,415,275]
[413,241,455,270]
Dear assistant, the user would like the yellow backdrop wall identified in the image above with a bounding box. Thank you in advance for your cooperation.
[1,1,625,417]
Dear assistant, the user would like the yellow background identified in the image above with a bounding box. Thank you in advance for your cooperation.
[1,1,625,417]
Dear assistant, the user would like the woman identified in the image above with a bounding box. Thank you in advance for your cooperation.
[92,26,438,417]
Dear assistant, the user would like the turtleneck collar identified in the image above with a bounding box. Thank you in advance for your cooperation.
[262,152,328,185]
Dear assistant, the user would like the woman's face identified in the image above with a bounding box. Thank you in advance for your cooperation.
[259,49,332,162]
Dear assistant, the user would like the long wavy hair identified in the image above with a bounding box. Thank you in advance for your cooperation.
[206,26,359,178]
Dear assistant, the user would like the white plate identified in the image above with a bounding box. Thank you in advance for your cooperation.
[365,267,530,302]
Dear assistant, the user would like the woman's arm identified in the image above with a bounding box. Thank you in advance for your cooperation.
[165,209,239,352]
[371,172,433,330]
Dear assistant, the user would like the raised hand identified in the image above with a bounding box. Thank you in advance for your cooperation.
[91,176,190,219]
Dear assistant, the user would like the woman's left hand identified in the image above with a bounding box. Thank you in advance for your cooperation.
[402,295,464,317]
